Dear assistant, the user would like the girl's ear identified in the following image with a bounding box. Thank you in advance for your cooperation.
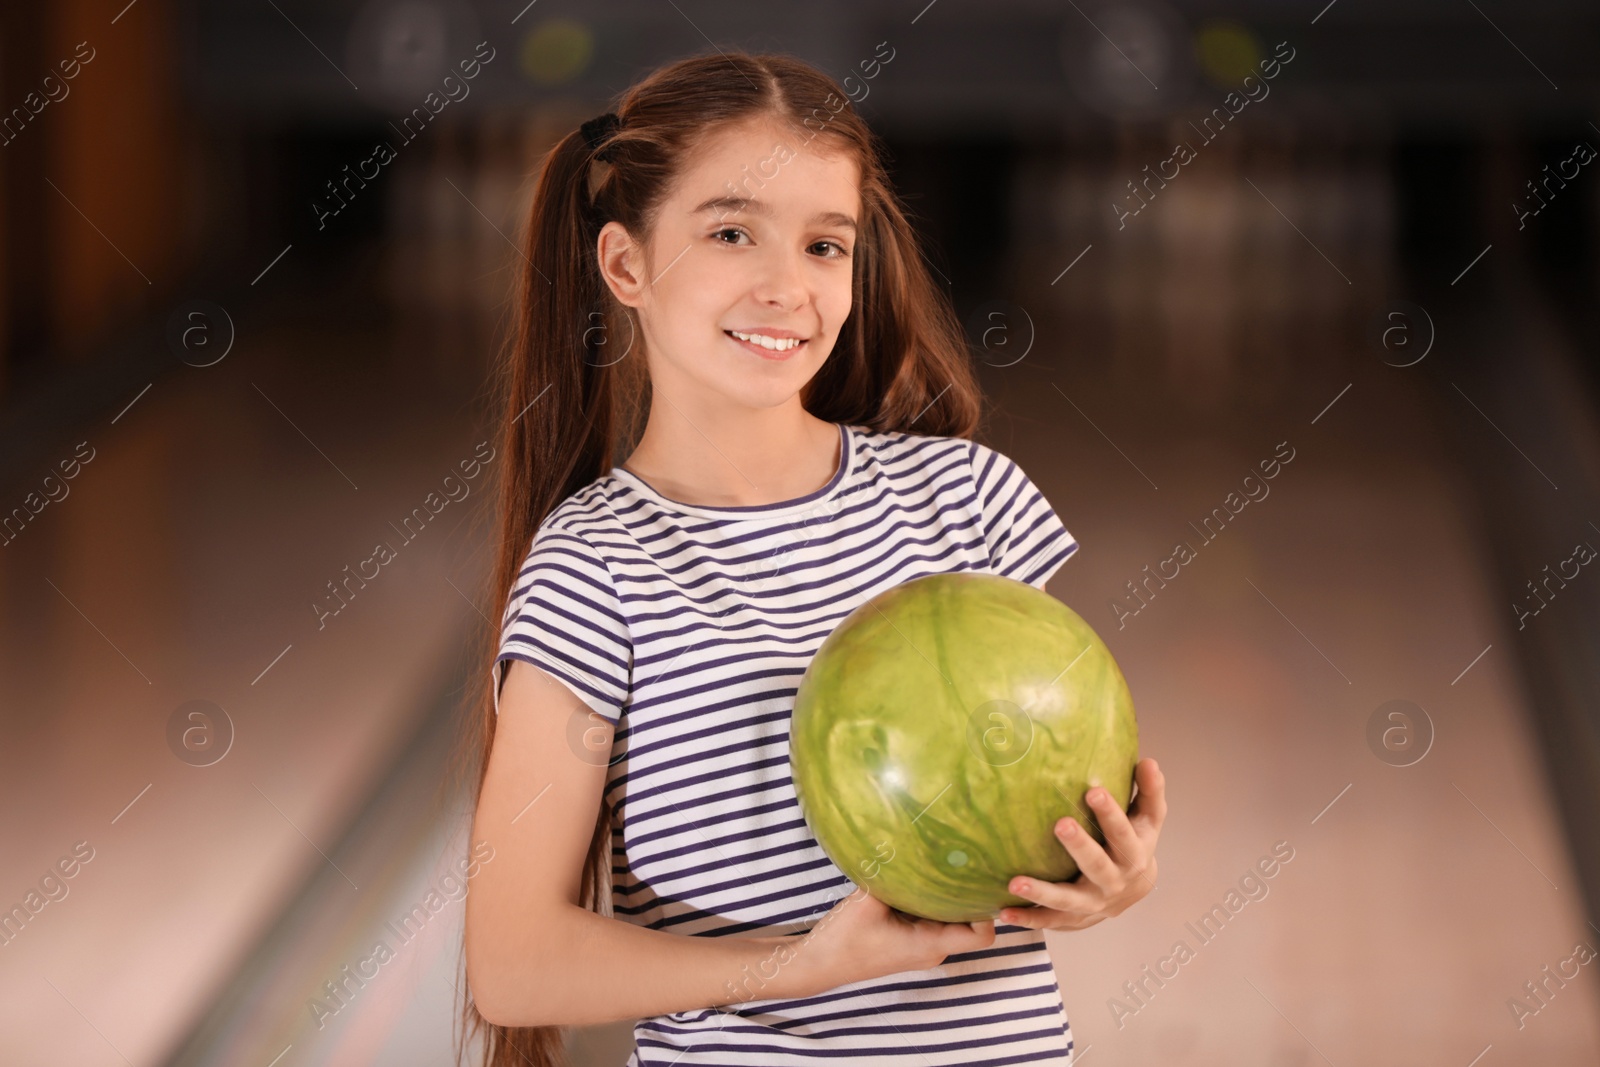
[596,221,650,309]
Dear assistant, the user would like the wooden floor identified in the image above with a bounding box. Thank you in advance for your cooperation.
[993,359,1600,1066]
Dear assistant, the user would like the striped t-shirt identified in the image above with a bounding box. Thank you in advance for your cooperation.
[493,421,1081,1065]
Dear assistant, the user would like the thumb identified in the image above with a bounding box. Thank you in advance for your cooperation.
[951,918,995,946]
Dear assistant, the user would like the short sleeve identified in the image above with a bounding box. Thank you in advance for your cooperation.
[494,526,633,724]
[969,440,1079,590]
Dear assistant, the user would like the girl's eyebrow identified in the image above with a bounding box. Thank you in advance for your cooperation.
[694,195,858,234]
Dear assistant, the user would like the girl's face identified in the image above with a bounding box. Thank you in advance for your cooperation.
[598,117,861,418]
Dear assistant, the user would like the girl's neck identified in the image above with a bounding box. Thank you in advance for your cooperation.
[620,411,842,509]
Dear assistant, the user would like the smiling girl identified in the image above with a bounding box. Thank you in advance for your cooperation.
[460,50,1164,1067]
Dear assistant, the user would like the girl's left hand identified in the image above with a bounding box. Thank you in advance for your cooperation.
[999,758,1166,931]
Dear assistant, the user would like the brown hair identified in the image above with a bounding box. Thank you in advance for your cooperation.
[452,48,985,1067]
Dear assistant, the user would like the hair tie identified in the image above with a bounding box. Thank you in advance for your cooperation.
[580,112,623,162]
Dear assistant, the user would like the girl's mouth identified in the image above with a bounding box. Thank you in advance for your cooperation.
[725,330,806,361]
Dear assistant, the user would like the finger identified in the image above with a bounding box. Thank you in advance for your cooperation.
[1010,865,1109,915]
[1011,870,1106,915]
[1086,785,1144,869]
[1052,783,1138,872]
[1128,758,1168,839]
[999,902,1105,931]
[925,916,988,948]
[1051,815,1125,893]
[1053,782,1157,898]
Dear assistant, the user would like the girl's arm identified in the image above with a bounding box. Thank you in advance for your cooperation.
[465,659,825,1028]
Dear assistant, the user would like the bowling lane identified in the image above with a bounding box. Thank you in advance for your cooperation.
[978,141,1600,1064]
[1012,393,1598,1064]
[0,201,504,1063]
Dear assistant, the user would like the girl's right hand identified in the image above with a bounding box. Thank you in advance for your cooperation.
[795,885,996,992]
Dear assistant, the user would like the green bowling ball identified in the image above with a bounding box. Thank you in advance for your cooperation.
[791,572,1139,922]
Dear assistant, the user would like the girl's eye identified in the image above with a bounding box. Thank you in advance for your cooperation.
[710,227,850,259]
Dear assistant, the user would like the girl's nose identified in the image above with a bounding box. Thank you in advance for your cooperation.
[753,249,809,310]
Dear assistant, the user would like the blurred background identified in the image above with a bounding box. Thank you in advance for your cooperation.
[2,0,1599,1064]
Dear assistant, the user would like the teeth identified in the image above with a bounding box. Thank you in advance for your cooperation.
[730,330,801,351]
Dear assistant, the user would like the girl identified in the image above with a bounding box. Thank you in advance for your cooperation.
[460,49,1165,1067]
